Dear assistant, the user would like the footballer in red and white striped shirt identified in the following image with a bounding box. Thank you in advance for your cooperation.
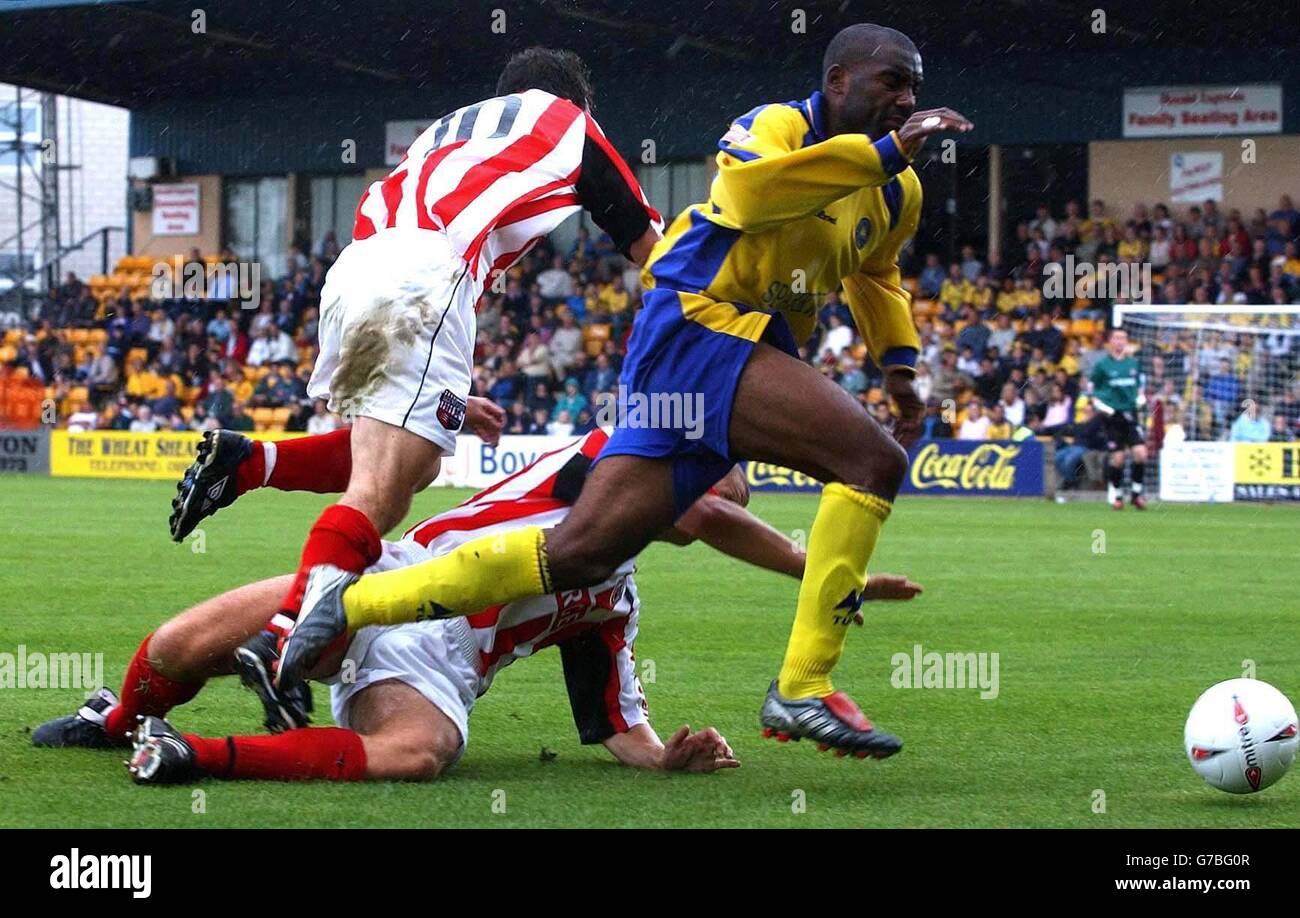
[354,88,661,286]
[248,48,662,681]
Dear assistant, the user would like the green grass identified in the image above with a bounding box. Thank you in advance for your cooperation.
[1,475,1297,827]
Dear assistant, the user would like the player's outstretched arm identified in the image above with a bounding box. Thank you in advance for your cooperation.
[669,494,805,579]
[603,723,740,773]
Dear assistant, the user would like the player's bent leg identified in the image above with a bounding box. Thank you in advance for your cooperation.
[347,679,463,781]
[150,575,315,732]
[269,416,435,636]
[729,341,909,495]
[33,576,292,749]
[729,342,906,757]
[150,575,294,680]
[543,455,677,590]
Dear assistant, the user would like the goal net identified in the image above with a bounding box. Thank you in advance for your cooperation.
[1114,305,1300,447]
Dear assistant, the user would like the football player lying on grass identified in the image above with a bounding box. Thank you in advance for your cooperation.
[33,428,921,782]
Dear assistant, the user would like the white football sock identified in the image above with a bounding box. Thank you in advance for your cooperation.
[261,440,278,487]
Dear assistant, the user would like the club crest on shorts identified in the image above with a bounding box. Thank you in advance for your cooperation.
[436,389,467,430]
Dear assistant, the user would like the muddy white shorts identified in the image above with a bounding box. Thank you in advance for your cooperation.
[308,228,477,455]
[327,539,481,765]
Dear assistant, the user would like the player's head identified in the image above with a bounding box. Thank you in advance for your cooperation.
[496,47,595,111]
[821,23,921,140]
[1108,327,1128,357]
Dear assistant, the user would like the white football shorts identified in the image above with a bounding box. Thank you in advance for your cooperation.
[327,539,480,766]
[308,228,477,455]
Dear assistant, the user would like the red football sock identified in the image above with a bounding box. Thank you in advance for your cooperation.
[272,503,382,629]
[103,634,204,742]
[233,440,267,496]
[184,727,368,781]
[235,429,354,496]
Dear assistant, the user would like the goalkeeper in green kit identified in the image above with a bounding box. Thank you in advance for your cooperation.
[1090,328,1147,510]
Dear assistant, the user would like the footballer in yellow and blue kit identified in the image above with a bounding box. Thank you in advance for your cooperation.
[596,89,924,514]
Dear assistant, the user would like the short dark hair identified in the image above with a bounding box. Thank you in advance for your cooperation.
[496,47,594,110]
[822,23,916,77]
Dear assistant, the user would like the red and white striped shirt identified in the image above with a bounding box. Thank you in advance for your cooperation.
[353,90,661,293]
[400,429,647,741]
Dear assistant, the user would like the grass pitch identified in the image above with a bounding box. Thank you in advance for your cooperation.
[1,475,1297,828]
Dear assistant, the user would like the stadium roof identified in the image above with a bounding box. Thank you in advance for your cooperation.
[1,0,1296,109]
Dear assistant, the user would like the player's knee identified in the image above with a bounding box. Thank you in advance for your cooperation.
[838,431,908,498]
[146,620,201,681]
[546,528,621,588]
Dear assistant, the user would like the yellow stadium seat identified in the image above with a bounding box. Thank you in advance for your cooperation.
[242,366,258,381]
[181,406,194,422]
[271,407,292,427]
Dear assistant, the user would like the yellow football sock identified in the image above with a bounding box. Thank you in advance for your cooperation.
[342,525,551,629]
[777,483,891,699]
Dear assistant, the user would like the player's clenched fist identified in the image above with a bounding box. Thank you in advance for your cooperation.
[884,369,925,448]
[896,107,973,157]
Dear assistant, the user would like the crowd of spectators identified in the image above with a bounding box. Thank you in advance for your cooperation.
[803,193,1300,487]
[4,193,1298,492]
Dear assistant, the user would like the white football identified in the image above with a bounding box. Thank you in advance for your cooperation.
[1184,678,1298,794]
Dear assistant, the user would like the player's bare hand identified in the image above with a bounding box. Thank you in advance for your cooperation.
[465,396,505,446]
[885,370,924,448]
[896,107,973,158]
[850,575,923,624]
[662,724,741,773]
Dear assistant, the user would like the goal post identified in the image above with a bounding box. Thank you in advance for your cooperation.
[1112,304,1300,501]
[1113,304,1300,443]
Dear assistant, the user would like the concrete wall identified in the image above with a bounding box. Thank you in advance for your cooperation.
[129,174,222,259]
[1089,135,1300,217]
